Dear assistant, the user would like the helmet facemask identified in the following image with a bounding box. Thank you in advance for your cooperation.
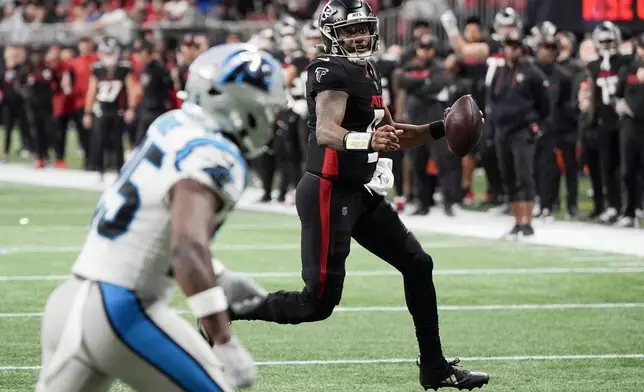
[322,18,379,62]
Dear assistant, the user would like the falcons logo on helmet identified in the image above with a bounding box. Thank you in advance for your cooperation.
[315,67,329,82]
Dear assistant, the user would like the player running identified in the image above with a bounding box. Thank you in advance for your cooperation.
[232,1,490,390]
[36,43,286,392]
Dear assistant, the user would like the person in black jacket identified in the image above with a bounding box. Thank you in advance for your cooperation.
[489,32,550,237]
[399,34,453,215]
[533,34,578,220]
[614,33,644,227]
[23,46,59,168]
[1,45,30,162]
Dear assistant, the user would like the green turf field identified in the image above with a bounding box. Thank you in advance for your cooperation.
[1,184,643,391]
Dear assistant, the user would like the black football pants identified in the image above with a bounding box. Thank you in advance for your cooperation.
[91,112,124,174]
[237,172,444,364]
[431,137,462,206]
[496,130,536,202]
[620,118,644,218]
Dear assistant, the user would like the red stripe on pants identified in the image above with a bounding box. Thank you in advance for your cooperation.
[317,178,332,298]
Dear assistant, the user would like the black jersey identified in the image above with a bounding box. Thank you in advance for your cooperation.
[375,57,397,114]
[140,59,174,112]
[92,60,131,113]
[587,54,632,129]
[305,56,384,184]
[24,64,58,110]
[1,65,24,103]
[287,52,310,99]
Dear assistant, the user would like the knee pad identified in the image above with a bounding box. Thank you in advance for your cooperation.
[303,281,342,322]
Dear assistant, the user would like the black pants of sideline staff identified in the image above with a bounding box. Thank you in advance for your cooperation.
[620,117,644,218]
[496,129,536,202]
[534,134,578,213]
[136,109,165,146]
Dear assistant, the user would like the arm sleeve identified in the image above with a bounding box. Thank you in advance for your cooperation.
[306,59,349,97]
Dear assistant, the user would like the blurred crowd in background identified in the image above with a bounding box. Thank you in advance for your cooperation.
[1,0,643,232]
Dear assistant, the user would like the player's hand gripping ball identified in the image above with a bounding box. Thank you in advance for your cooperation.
[444,95,484,157]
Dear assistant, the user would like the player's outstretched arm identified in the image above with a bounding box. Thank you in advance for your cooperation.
[377,105,445,149]
[169,179,231,344]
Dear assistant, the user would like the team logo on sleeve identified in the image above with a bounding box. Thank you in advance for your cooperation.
[315,67,329,83]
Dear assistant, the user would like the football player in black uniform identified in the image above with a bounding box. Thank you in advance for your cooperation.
[234,1,490,390]
[83,37,137,178]
[586,22,631,223]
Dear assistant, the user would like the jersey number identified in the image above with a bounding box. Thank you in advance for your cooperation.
[97,80,123,103]
[366,108,385,163]
[596,75,618,105]
[485,57,505,86]
[93,141,165,239]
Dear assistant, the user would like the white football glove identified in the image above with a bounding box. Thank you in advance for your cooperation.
[214,260,267,315]
[440,10,460,38]
[212,336,257,389]
[365,158,395,197]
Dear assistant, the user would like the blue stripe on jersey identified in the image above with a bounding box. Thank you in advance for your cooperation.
[174,137,248,187]
[99,282,224,392]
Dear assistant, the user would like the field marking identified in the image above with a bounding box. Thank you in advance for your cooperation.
[2,303,644,319]
[0,241,483,255]
[2,354,643,371]
[0,266,643,282]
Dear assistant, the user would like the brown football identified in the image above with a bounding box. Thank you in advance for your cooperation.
[444,95,483,158]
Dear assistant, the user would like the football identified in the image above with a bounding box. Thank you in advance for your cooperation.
[444,95,484,158]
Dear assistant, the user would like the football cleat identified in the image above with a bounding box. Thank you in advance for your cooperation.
[418,357,489,390]
[503,224,521,239]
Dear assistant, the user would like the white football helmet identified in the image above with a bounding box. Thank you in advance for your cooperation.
[182,43,286,158]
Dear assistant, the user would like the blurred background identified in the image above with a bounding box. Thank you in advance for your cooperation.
[0,0,643,230]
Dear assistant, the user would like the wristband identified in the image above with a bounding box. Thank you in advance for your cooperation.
[211,258,226,276]
[186,286,228,318]
[343,132,373,151]
[429,120,446,140]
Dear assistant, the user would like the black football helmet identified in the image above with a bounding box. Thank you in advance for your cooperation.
[592,21,622,56]
[318,0,379,62]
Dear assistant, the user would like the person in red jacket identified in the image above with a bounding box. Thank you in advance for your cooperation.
[69,37,98,169]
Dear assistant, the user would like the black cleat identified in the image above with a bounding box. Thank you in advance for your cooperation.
[520,224,534,237]
[419,357,490,390]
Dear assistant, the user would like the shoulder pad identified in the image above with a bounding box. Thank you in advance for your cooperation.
[174,136,247,204]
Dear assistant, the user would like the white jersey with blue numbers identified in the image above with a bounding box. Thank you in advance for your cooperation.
[72,110,248,300]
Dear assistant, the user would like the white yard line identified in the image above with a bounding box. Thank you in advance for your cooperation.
[2,303,643,319]
[0,266,643,282]
[2,353,643,371]
[0,241,480,255]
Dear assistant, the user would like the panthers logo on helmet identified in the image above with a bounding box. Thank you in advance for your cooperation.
[315,67,329,83]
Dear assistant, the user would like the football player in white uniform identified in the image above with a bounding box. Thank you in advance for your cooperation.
[36,43,286,392]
